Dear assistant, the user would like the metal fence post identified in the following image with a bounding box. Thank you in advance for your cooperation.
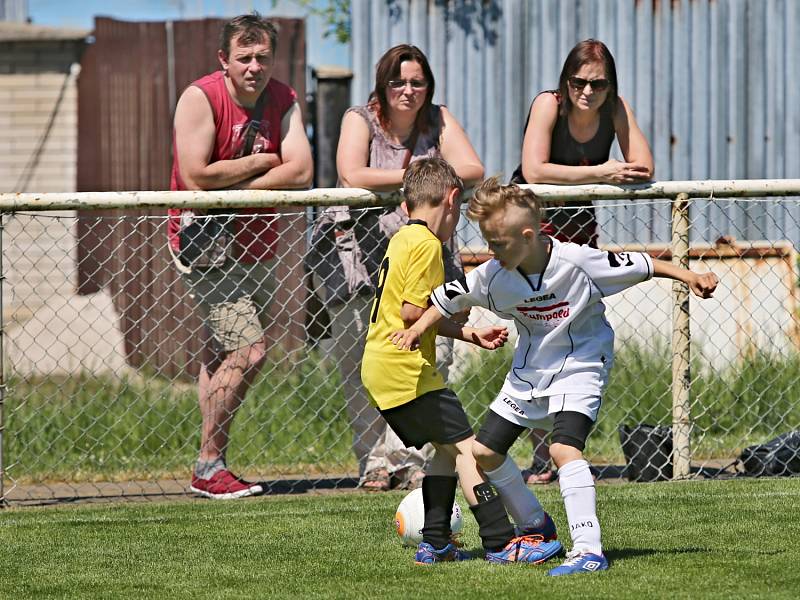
[0,213,5,506]
[671,192,692,479]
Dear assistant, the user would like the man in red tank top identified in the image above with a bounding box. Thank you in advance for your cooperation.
[170,13,312,499]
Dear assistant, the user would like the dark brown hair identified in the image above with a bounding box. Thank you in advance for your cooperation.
[402,157,463,212]
[467,176,540,225]
[368,44,436,134]
[219,12,278,57]
[557,39,618,117]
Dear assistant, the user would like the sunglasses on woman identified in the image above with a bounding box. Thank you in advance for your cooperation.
[568,76,610,91]
[387,79,428,90]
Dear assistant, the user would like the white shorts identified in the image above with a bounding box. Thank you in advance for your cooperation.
[488,392,601,430]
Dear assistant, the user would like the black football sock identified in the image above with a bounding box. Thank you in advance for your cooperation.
[421,475,457,550]
[469,487,516,552]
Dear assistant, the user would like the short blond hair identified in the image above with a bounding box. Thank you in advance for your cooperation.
[403,157,464,212]
[467,176,540,225]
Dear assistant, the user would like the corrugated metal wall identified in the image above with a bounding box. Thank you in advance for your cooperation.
[350,0,800,244]
[0,0,27,22]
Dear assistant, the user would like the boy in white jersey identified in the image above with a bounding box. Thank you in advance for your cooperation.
[391,177,719,575]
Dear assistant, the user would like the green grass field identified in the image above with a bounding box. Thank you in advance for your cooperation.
[1,478,799,599]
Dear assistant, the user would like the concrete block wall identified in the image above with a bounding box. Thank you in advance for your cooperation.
[0,38,101,376]
[0,40,82,194]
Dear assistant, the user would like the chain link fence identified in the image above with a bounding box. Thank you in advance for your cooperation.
[2,185,800,505]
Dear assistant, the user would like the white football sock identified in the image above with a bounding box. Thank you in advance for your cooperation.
[194,456,225,479]
[484,455,545,531]
[558,459,602,555]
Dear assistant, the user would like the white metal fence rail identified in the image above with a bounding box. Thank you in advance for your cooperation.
[2,180,800,505]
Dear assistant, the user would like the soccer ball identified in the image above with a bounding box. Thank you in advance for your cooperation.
[394,487,463,546]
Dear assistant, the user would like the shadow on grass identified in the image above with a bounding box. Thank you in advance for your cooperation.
[255,476,358,495]
[594,464,739,481]
[605,547,708,562]
[606,545,786,563]
[7,477,360,508]
[456,546,717,564]
[8,491,192,508]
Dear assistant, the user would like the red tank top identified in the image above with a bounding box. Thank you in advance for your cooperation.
[168,71,298,262]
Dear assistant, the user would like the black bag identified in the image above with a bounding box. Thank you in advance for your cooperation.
[619,424,673,482]
[740,431,800,476]
[305,210,373,306]
[177,89,268,269]
[177,212,235,268]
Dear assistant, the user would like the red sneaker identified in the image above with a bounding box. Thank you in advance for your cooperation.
[190,469,263,500]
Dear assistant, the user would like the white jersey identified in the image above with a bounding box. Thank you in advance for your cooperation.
[431,237,654,401]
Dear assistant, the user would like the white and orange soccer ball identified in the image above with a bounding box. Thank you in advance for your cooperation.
[394,487,463,546]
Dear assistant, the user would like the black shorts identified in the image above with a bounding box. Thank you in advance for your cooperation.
[551,410,594,451]
[476,410,526,455]
[379,388,473,450]
[476,409,594,454]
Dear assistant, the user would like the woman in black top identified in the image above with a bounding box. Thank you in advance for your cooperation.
[514,39,654,483]
[517,38,654,246]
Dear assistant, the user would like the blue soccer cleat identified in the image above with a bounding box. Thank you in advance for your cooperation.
[485,534,563,565]
[517,511,558,541]
[547,550,609,576]
[414,542,470,565]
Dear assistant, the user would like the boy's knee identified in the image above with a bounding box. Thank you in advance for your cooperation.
[472,440,501,469]
[432,442,458,460]
[549,442,583,468]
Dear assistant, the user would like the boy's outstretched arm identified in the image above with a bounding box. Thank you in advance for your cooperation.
[390,304,509,350]
[437,318,509,350]
[652,259,719,298]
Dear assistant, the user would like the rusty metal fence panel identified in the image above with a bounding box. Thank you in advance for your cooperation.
[2,183,800,505]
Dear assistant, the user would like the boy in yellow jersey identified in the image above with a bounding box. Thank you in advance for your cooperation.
[361,157,563,565]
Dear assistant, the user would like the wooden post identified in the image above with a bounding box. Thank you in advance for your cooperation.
[307,67,353,343]
[312,66,353,188]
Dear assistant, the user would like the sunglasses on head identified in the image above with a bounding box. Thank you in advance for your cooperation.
[387,79,428,90]
[568,76,610,91]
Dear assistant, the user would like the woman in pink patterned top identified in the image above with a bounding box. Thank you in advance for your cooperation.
[308,44,483,491]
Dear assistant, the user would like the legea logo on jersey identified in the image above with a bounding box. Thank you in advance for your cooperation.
[524,293,556,303]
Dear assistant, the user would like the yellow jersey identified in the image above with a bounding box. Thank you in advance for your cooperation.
[361,222,446,410]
